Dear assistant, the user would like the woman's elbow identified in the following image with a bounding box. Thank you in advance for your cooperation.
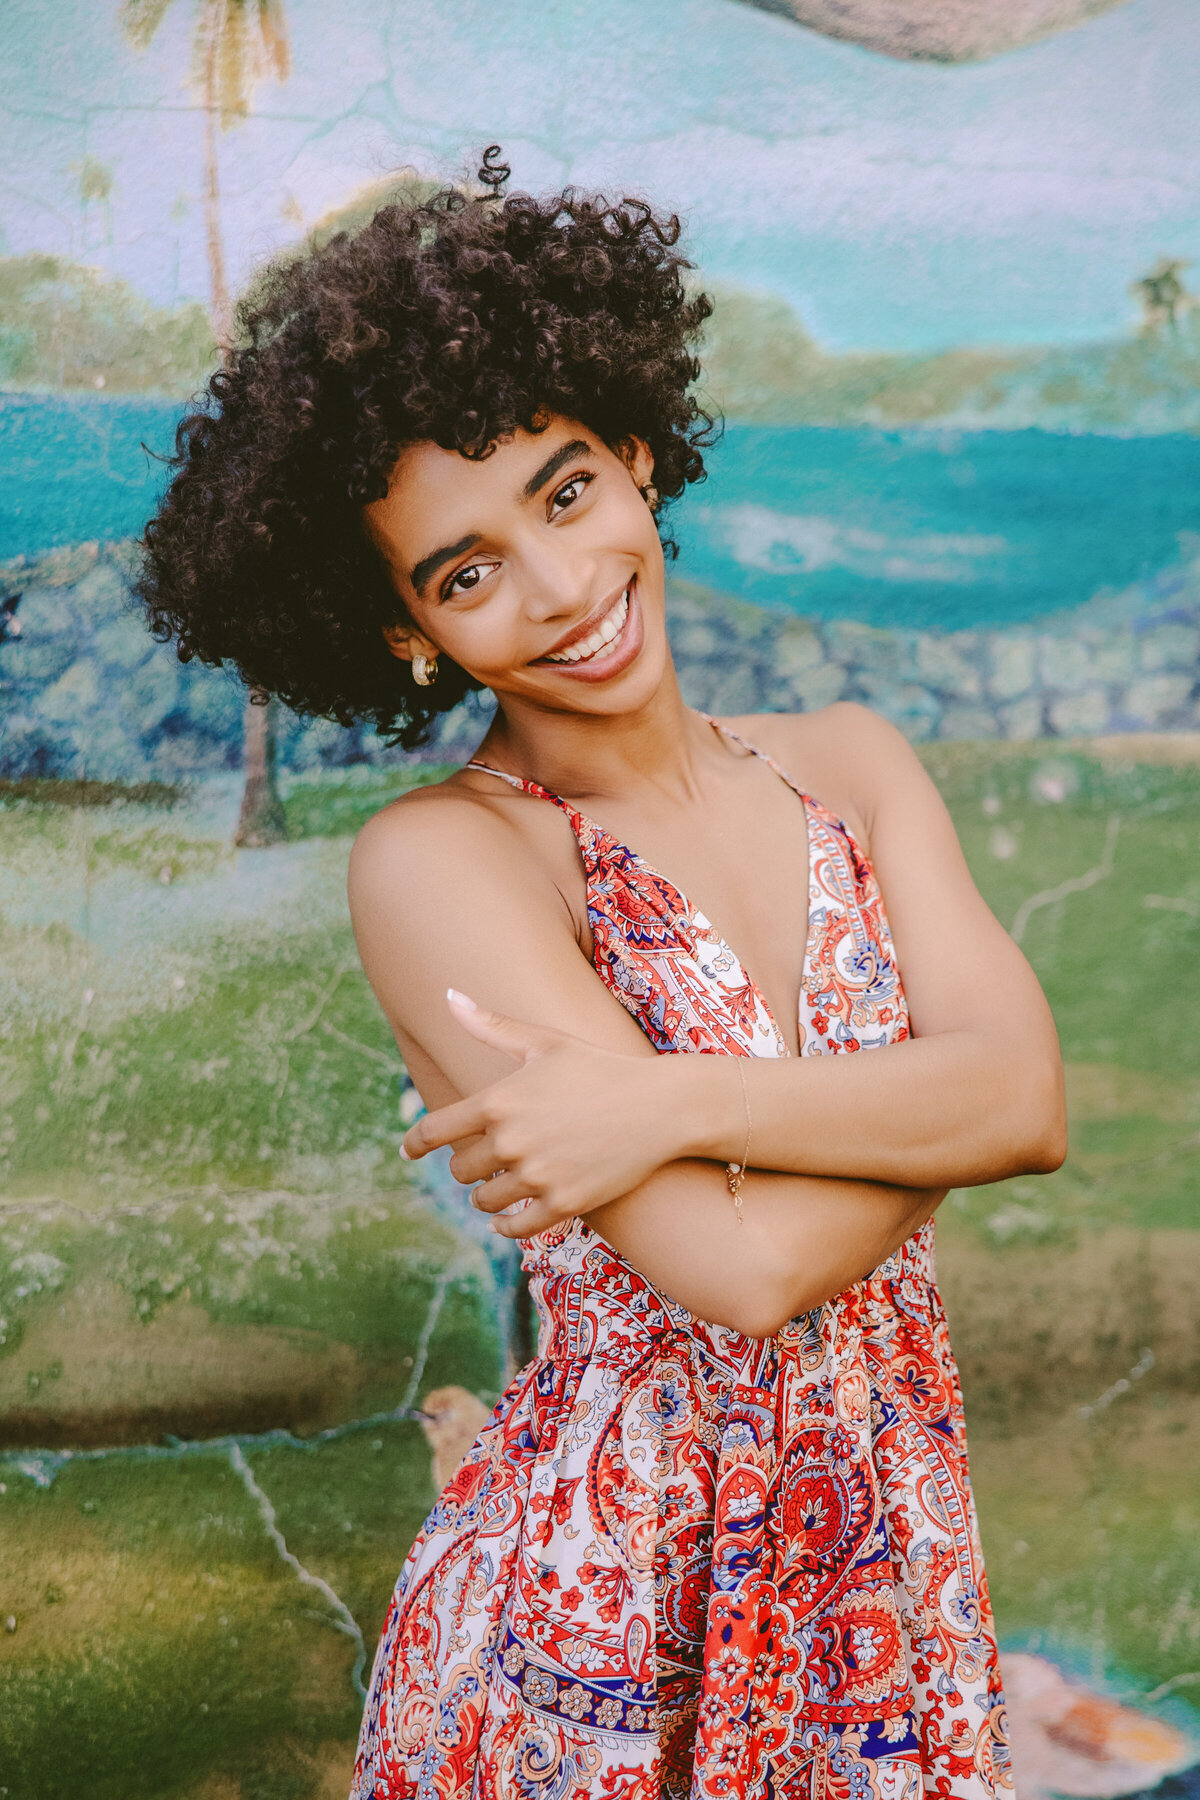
[722,1271,870,1339]
[1026,1108,1068,1174]
[1004,1058,1068,1175]
[698,1266,802,1341]
[719,1302,797,1341]
[702,1290,792,1341]
[719,1256,857,1339]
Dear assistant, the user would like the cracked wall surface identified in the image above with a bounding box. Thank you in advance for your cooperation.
[2,745,1199,1798]
[2,0,1199,1795]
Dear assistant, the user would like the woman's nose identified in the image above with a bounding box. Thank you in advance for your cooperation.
[518,546,597,623]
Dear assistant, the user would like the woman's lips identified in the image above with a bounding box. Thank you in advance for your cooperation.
[533,578,643,683]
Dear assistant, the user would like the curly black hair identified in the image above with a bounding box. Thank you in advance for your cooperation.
[137,153,716,749]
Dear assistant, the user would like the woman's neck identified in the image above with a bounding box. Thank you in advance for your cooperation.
[474,669,723,809]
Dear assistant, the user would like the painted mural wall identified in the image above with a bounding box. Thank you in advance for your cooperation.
[1,1,1199,1795]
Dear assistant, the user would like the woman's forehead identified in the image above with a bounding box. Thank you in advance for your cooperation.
[365,422,602,553]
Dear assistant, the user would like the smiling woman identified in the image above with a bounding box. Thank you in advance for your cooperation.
[136,152,713,750]
[136,155,1065,1800]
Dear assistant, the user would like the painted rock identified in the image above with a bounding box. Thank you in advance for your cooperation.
[417,1384,493,1492]
[1005,1652,1194,1800]
[730,0,1132,64]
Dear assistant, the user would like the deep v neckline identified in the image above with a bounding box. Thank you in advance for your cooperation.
[466,716,816,1060]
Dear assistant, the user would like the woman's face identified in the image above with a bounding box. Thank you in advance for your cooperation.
[363,419,669,720]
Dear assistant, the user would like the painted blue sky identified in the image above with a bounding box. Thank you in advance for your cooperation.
[2,0,1197,352]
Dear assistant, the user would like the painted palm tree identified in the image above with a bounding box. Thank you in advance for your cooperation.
[1132,256,1192,337]
[73,156,115,261]
[121,0,290,847]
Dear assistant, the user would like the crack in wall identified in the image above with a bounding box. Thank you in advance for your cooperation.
[1010,812,1121,945]
[2,1260,466,1486]
[228,1442,368,1699]
[399,1263,454,1416]
[272,959,360,1113]
[1076,1346,1156,1420]
[0,1260,471,1704]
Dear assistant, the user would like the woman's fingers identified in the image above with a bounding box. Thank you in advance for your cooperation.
[446,989,563,1064]
[400,991,573,1158]
[447,1137,505,1185]
[488,1198,555,1240]
[401,1095,490,1159]
[469,1170,539,1214]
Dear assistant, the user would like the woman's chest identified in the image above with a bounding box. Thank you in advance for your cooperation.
[589,795,910,1062]
[587,791,812,1057]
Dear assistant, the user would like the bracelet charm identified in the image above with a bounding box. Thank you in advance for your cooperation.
[725,1059,753,1224]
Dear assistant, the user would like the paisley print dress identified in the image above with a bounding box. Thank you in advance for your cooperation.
[352,723,1010,1800]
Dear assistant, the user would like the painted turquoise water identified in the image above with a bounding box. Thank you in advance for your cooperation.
[0,392,183,564]
[676,423,1200,629]
[4,395,1200,629]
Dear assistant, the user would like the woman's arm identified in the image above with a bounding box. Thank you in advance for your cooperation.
[348,783,941,1338]
[587,1165,942,1339]
[648,704,1068,1188]
[405,707,1066,1213]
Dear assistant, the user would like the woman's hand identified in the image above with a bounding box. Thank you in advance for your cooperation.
[400,990,692,1237]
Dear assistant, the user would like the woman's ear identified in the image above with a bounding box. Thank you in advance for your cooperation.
[619,437,655,491]
[381,622,439,665]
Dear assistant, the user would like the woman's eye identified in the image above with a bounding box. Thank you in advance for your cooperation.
[444,562,491,600]
[549,473,593,516]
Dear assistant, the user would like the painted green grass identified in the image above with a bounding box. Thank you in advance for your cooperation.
[925,745,1200,1240]
[0,1253,474,1800]
[0,768,448,1201]
[973,1391,1200,1708]
[0,1445,376,1799]
[0,1189,502,1445]
[0,951,402,1196]
[1,746,1199,1795]
[935,746,1200,1083]
[282,764,457,842]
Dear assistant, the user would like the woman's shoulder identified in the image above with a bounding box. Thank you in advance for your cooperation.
[715,703,932,847]
[720,699,911,758]
[351,766,496,853]
[347,765,584,928]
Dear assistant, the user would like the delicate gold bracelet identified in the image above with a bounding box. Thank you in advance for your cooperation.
[725,1059,753,1225]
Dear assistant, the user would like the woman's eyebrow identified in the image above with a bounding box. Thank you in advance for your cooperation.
[410,532,481,597]
[408,440,592,594]
[520,439,592,500]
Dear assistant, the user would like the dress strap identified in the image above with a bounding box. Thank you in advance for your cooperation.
[464,760,569,809]
[464,760,528,792]
[464,758,592,842]
[699,713,808,808]
[468,717,804,803]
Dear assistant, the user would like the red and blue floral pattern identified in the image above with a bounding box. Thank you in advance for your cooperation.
[352,724,1009,1800]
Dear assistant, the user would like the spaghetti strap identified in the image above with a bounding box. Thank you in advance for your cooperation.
[698,711,808,800]
[465,756,585,823]
[464,760,526,789]
[469,715,807,806]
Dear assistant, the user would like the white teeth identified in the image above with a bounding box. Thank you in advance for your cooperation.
[547,590,630,664]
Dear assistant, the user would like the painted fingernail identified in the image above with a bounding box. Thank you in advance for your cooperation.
[398,1143,411,1160]
[446,987,477,1010]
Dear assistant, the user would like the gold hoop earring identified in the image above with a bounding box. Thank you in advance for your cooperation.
[412,653,438,687]
[640,483,660,514]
